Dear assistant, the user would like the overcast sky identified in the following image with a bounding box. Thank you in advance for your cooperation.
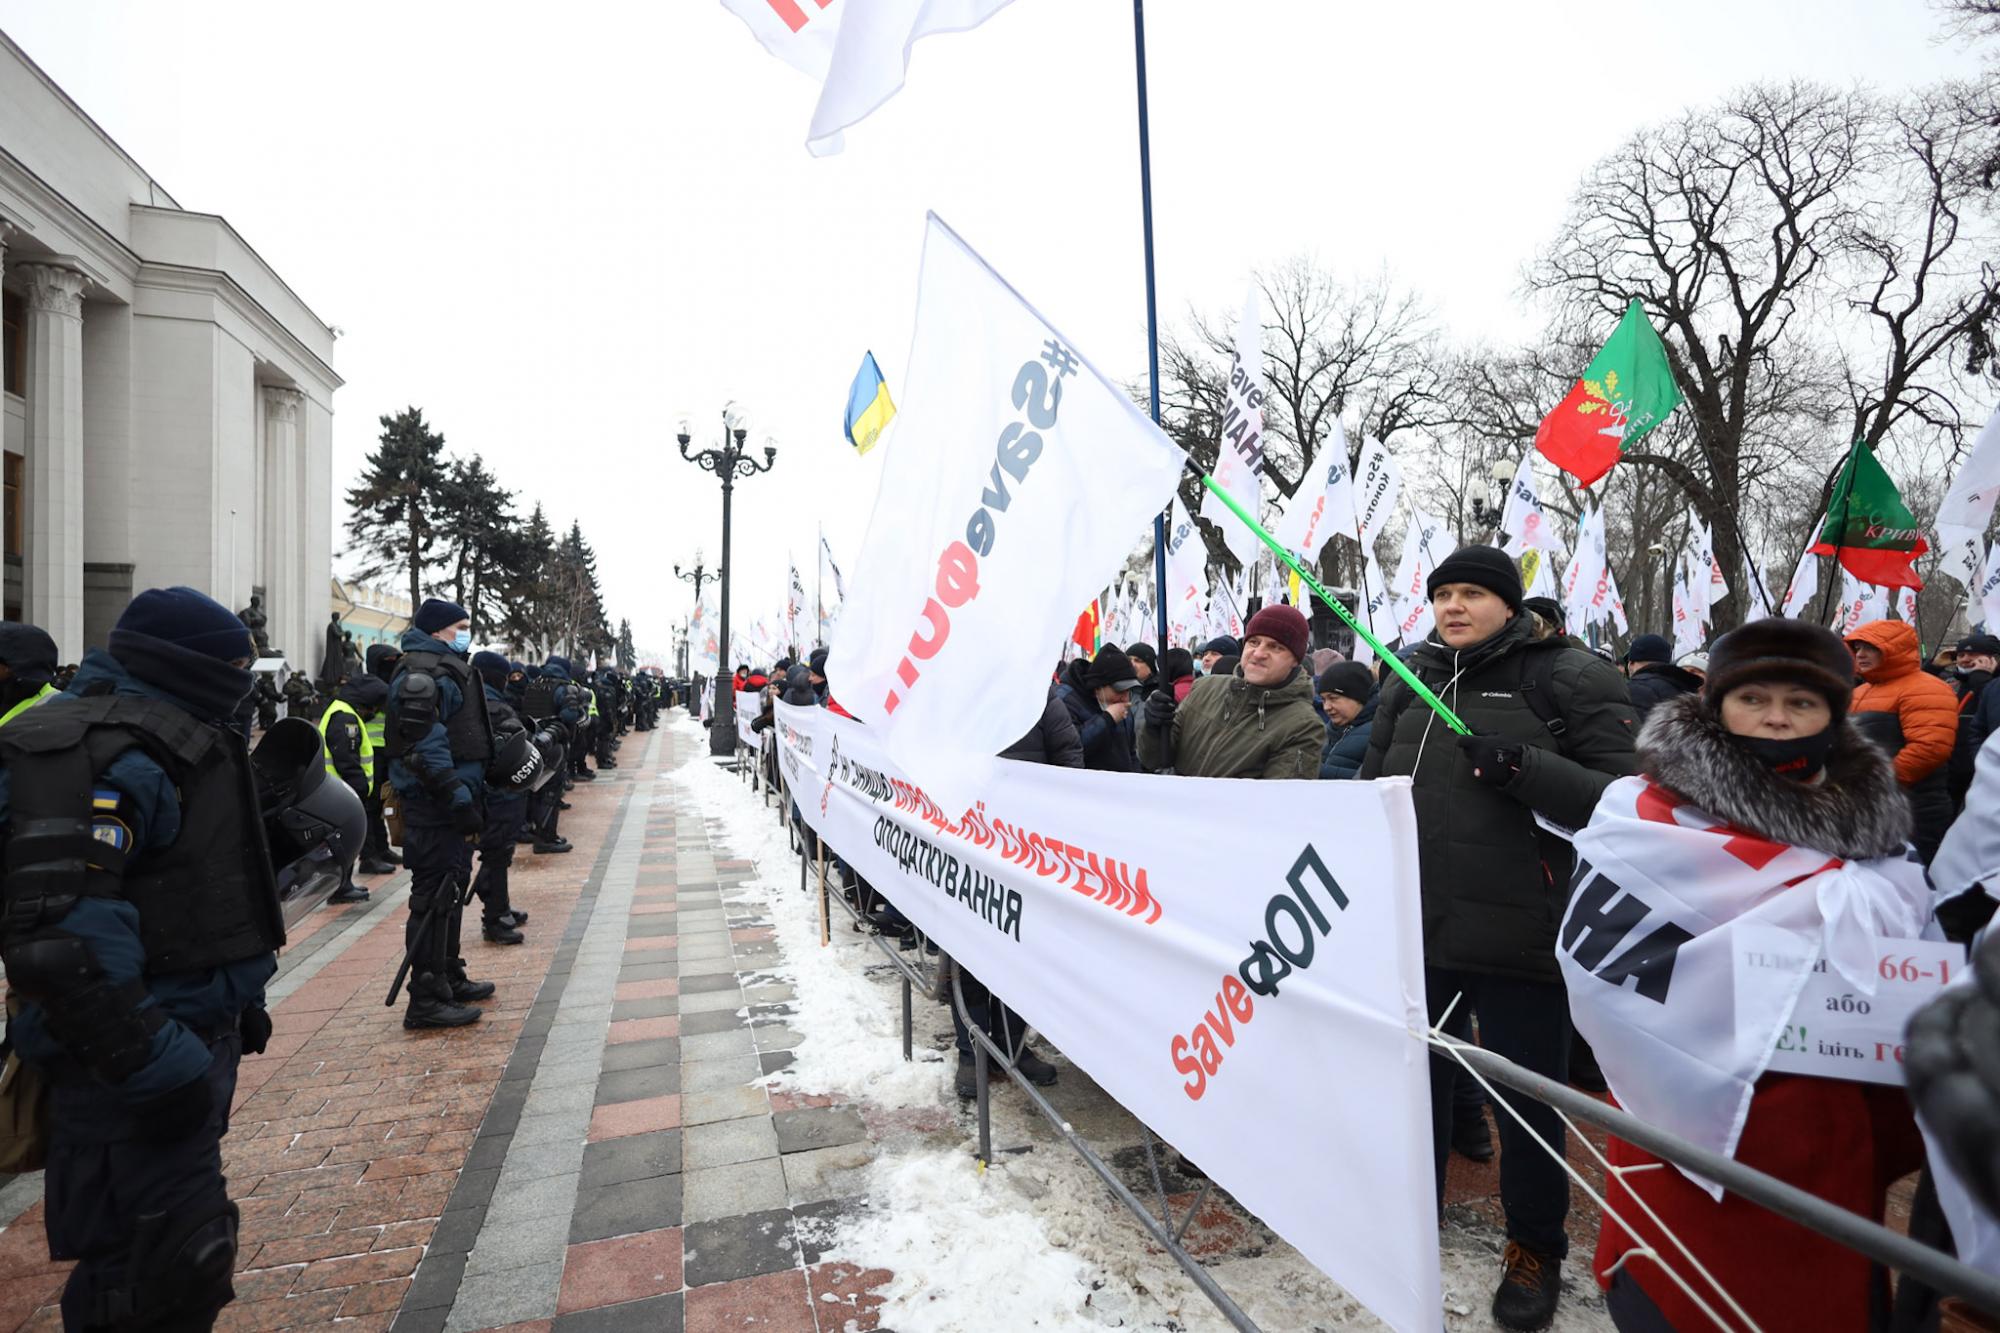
[0,0,1981,660]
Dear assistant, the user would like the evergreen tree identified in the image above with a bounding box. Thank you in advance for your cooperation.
[345,407,449,609]
[505,503,557,654]
[548,521,613,660]
[616,619,636,670]
[434,454,524,633]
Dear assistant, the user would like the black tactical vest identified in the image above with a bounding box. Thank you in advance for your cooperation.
[0,695,287,975]
[390,648,494,763]
[519,676,559,723]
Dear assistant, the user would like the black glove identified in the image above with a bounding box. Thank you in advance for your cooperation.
[135,1072,214,1144]
[451,798,483,837]
[1906,929,2000,1220]
[1144,689,1178,733]
[239,1006,272,1056]
[1455,733,1525,788]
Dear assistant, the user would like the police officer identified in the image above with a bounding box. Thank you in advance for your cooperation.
[358,644,402,874]
[318,674,388,904]
[469,652,529,945]
[519,661,578,853]
[0,587,284,1330]
[0,621,61,726]
[593,668,621,769]
[383,599,493,1030]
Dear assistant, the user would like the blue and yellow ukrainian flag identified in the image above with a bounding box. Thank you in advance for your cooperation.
[843,351,896,455]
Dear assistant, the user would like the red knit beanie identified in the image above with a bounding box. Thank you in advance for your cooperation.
[1243,604,1310,664]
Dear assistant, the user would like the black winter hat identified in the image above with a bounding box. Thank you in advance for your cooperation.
[414,598,470,634]
[111,586,254,663]
[1623,633,1672,665]
[1957,633,2000,657]
[472,650,510,690]
[808,647,829,677]
[1703,618,1856,719]
[1315,662,1375,702]
[1425,545,1523,611]
[1197,635,1240,658]
[1161,646,1194,681]
[1084,645,1141,692]
[1126,642,1158,670]
[1523,596,1563,628]
[0,621,59,684]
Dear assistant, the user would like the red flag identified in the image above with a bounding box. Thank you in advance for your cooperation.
[1071,600,1101,656]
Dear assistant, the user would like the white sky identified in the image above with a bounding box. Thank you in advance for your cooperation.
[0,0,1981,660]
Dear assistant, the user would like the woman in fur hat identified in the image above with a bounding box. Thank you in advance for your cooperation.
[1563,618,1932,1332]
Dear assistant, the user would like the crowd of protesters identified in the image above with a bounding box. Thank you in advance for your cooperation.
[721,543,2000,1333]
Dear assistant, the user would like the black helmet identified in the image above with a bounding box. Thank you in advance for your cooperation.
[486,724,550,792]
[251,718,366,928]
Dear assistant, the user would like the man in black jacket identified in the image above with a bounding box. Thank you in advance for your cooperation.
[1949,632,1998,808]
[1054,646,1140,772]
[319,675,388,903]
[1360,546,1637,1332]
[1621,633,1702,725]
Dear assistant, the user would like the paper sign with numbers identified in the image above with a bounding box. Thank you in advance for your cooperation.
[1734,927,1962,1087]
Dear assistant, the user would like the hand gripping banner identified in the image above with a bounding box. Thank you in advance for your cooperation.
[774,701,1441,1330]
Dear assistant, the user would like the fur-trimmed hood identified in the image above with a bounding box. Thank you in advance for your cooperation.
[1637,693,1911,860]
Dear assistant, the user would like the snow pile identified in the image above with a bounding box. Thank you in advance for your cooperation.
[670,750,950,1109]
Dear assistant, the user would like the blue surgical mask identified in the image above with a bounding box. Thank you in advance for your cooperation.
[452,628,472,653]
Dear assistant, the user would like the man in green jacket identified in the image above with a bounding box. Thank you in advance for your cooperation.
[1360,545,1637,1332]
[1138,605,1322,779]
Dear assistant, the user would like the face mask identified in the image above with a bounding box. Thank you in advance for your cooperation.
[452,629,472,653]
[1732,728,1837,782]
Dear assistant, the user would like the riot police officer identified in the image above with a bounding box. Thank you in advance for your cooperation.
[358,644,402,873]
[0,587,286,1329]
[469,652,529,945]
[318,675,388,904]
[382,600,493,1030]
[519,661,578,854]
[0,621,61,726]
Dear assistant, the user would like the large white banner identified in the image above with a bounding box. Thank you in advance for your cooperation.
[736,688,762,752]
[829,214,1186,802]
[1199,285,1271,566]
[774,701,1440,1330]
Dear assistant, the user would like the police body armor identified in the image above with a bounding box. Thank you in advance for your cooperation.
[384,647,493,764]
[519,676,559,724]
[0,696,286,974]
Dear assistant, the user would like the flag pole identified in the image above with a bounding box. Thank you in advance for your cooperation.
[1134,0,1170,648]
[1196,471,1470,734]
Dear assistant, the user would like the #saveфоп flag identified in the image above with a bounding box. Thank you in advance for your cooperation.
[845,350,897,455]
[1811,440,1929,590]
[1535,298,1684,488]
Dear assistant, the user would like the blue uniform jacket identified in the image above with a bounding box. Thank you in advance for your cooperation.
[1319,693,1378,781]
[540,659,585,729]
[386,628,481,815]
[0,650,275,1101]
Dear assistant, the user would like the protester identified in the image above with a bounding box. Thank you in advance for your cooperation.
[1359,545,1638,1331]
[1160,646,1196,703]
[1139,605,1322,779]
[1846,619,1956,861]
[1055,645,1141,772]
[1620,633,1702,723]
[1522,596,1565,641]
[1577,619,1927,1333]
[1195,635,1238,674]
[1126,642,1159,699]
[1315,661,1376,780]
[1675,649,1708,680]
[1948,632,1998,807]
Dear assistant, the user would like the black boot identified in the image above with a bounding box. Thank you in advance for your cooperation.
[1012,1045,1059,1087]
[1452,1078,1494,1163]
[358,859,398,876]
[449,966,497,1002]
[482,919,525,945]
[956,1053,979,1101]
[534,838,573,854]
[404,976,480,1030]
[502,909,529,926]
[329,880,369,904]
[1492,1243,1561,1332]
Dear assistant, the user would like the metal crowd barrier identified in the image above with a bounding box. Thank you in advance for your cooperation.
[743,722,2000,1330]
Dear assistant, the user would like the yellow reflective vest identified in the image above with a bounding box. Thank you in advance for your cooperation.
[319,697,375,794]
[0,683,56,729]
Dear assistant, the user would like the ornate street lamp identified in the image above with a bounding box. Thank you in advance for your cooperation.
[679,407,777,756]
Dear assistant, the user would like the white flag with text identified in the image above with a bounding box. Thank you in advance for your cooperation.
[1272,420,1358,567]
[1199,287,1270,566]
[1500,462,1564,555]
[1780,550,1819,619]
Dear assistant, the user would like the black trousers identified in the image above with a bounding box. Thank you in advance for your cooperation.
[362,791,393,862]
[48,1032,243,1331]
[528,781,563,843]
[1426,966,1571,1259]
[403,815,471,984]
[473,794,525,924]
[950,968,1023,1060]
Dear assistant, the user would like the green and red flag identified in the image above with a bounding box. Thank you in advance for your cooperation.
[1071,598,1101,657]
[1810,440,1928,589]
[1534,298,1684,487]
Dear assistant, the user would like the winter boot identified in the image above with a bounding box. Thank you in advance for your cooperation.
[404,976,481,1030]
[502,909,530,926]
[1012,1046,1059,1087]
[448,965,497,1003]
[358,859,398,876]
[955,1053,979,1101]
[1492,1243,1561,1332]
[533,838,573,854]
[482,918,525,945]
[329,880,369,905]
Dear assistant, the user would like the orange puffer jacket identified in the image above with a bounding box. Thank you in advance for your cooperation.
[1848,619,1957,784]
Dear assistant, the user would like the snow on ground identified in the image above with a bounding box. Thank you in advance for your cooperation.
[670,720,1612,1332]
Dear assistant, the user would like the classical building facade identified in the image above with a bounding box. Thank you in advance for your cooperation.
[0,30,339,662]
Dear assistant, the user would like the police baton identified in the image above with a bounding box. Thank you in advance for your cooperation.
[383,866,476,1006]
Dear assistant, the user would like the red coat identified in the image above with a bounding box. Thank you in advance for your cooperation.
[1595,1073,1924,1331]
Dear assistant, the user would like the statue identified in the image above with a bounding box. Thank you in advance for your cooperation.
[320,612,345,689]
[238,593,272,658]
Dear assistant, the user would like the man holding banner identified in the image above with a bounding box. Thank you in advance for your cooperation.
[1360,546,1638,1330]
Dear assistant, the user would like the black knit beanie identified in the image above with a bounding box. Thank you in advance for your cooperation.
[1425,546,1523,610]
[106,586,256,723]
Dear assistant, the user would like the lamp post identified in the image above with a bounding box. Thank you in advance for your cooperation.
[674,549,713,604]
[679,407,777,756]
[1468,457,1517,541]
[1648,541,1673,638]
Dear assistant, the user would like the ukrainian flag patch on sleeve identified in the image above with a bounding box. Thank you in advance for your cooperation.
[91,788,123,812]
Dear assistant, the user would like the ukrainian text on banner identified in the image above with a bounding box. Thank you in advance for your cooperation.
[736,690,761,752]
[773,701,1440,1331]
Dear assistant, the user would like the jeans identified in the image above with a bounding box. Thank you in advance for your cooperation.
[1426,966,1571,1258]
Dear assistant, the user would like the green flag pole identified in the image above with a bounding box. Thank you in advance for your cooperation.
[1195,473,1471,736]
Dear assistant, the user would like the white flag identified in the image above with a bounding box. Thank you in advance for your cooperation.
[721,0,1019,156]
[1272,420,1359,566]
[1834,569,1884,636]
[1561,505,1609,638]
[1980,541,2000,631]
[1162,495,1209,646]
[1199,287,1270,566]
[689,600,720,675]
[1209,571,1247,641]
[1898,584,1919,626]
[1521,547,1560,601]
[1500,462,1564,555]
[828,215,1185,796]
[1780,549,1819,619]
[1936,404,2000,537]
[1935,525,1985,594]
[1688,522,1722,613]
[1740,551,1775,619]
[1352,551,1398,667]
[1389,519,1437,645]
[1262,554,1288,611]
[1671,554,1706,658]
[1350,435,1404,552]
